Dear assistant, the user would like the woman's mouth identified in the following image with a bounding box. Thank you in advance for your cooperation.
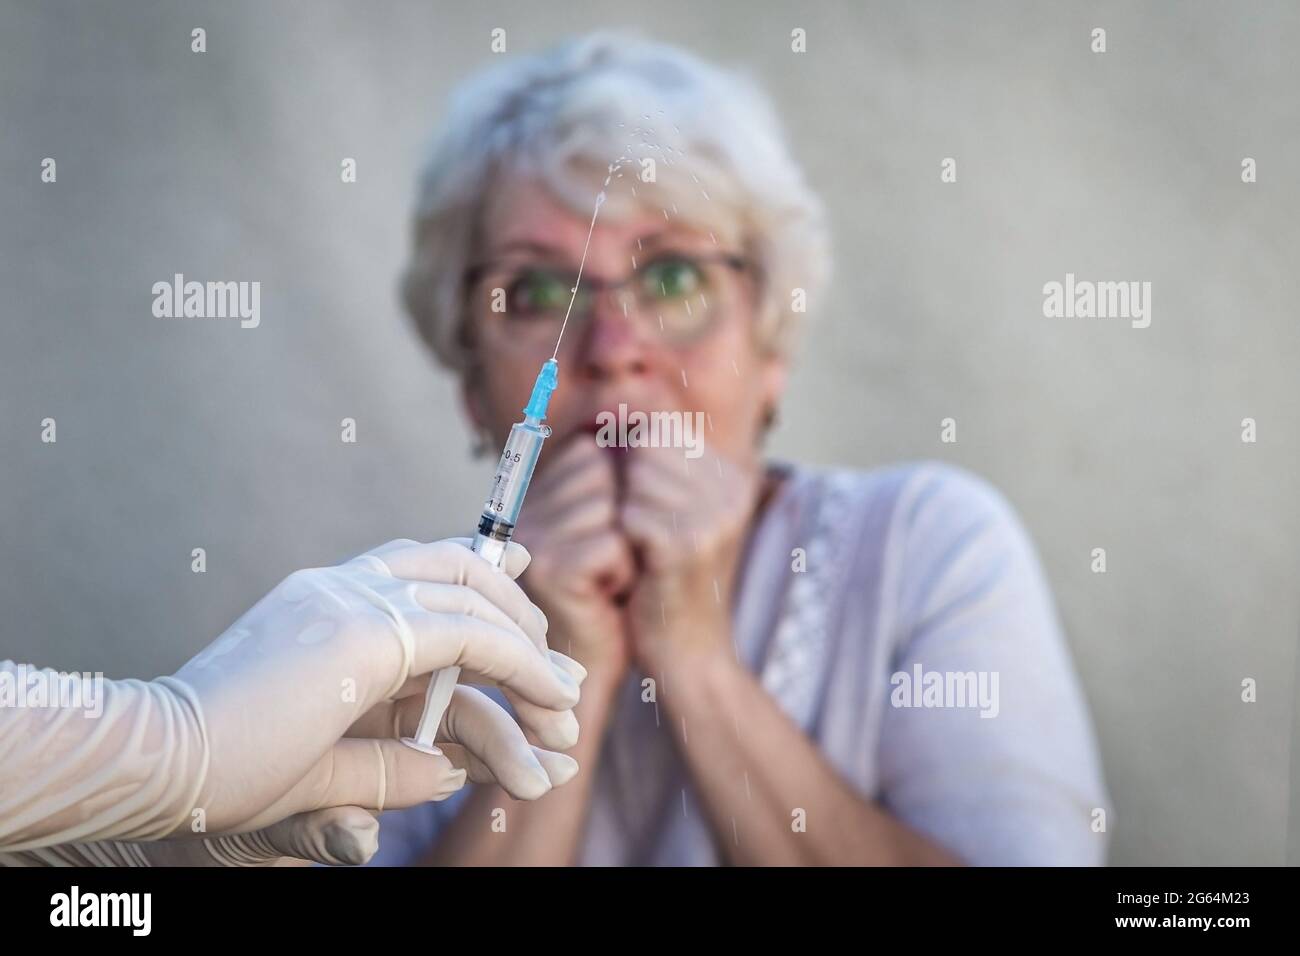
[585,417,624,450]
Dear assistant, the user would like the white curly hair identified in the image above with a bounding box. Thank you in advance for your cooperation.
[400,29,832,373]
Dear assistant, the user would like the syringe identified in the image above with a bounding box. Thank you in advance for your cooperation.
[401,178,604,757]
[401,358,559,754]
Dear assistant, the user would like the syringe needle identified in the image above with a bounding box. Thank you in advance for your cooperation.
[551,189,607,360]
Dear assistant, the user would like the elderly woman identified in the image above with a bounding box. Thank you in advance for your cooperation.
[372,31,1110,866]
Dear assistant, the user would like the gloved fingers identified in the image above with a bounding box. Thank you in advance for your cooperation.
[202,806,381,866]
[350,650,583,747]
[368,538,547,644]
[256,806,379,866]
[344,685,450,739]
[345,695,408,739]
[458,652,584,750]
[437,742,579,791]
[440,685,558,801]
[351,679,579,753]
[386,647,586,701]
[501,687,581,751]
[545,649,588,684]
[459,648,586,694]
[285,738,468,817]
[423,541,546,655]
[355,538,423,563]
[408,580,538,649]
[402,609,580,711]
[346,538,425,579]
[384,671,432,700]
[444,537,533,580]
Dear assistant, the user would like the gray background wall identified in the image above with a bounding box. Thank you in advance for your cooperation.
[2,1,1297,866]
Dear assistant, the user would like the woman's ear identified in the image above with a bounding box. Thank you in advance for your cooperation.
[759,352,789,418]
[753,352,789,444]
[461,371,495,458]
[460,367,486,430]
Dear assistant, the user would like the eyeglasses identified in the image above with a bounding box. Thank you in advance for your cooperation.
[463,252,756,351]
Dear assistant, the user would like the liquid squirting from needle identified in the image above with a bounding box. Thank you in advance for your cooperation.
[402,188,608,754]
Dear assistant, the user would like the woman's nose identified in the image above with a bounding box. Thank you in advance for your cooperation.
[575,288,652,381]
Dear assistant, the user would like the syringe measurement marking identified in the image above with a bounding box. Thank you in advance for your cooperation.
[488,445,525,512]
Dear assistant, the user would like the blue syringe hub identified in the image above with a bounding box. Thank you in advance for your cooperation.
[523,359,559,420]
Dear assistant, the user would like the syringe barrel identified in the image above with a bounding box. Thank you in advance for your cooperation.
[405,385,555,755]
[480,417,549,529]
[471,516,510,568]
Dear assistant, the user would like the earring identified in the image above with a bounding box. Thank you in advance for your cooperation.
[470,428,491,458]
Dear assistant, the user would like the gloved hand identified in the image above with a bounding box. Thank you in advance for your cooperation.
[0,538,585,866]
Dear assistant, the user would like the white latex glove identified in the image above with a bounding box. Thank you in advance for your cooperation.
[0,538,584,866]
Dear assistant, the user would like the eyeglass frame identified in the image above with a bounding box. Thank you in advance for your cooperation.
[459,250,762,348]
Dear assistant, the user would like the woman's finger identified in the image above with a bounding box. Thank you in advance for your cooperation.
[527,445,618,517]
[619,501,678,566]
[523,493,619,545]
[534,433,613,492]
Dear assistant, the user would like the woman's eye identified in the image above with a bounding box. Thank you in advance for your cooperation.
[644,258,703,299]
[510,272,570,314]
